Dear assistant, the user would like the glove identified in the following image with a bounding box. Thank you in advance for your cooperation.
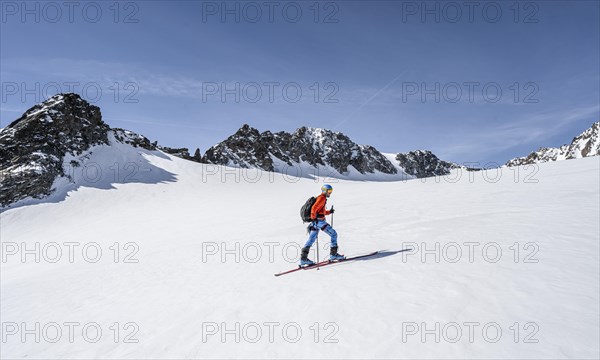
[329,208,335,214]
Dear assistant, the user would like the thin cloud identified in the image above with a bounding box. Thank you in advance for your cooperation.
[105,117,226,132]
[438,105,600,161]
[333,71,406,129]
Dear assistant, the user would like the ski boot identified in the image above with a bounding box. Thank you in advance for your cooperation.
[329,246,346,262]
[299,247,315,267]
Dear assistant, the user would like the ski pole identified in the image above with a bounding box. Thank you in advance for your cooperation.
[317,204,334,271]
[331,205,334,227]
[316,231,320,270]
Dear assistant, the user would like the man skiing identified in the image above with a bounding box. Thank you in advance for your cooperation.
[300,184,346,266]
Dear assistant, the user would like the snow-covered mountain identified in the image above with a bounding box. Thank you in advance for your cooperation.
[1,94,110,206]
[1,94,472,208]
[0,94,176,207]
[19,94,600,210]
[202,124,466,180]
[506,121,600,166]
[202,124,400,176]
[395,150,468,178]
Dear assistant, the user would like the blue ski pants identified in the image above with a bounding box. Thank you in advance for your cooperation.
[304,219,337,249]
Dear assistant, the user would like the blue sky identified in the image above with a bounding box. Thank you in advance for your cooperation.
[1,0,598,165]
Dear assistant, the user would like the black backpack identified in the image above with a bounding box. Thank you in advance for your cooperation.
[300,196,317,223]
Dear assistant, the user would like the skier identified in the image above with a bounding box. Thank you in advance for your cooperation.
[300,184,346,266]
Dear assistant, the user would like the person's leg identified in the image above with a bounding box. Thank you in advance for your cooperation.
[320,222,344,259]
[303,227,319,249]
[301,225,319,264]
[322,225,338,248]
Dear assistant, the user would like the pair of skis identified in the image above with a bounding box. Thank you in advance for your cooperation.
[274,251,378,277]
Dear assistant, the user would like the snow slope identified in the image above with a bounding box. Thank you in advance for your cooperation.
[270,153,414,182]
[1,148,599,359]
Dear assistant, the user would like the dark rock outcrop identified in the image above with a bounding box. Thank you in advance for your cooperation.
[395,150,462,178]
[113,128,157,151]
[202,124,398,175]
[0,94,110,206]
[158,146,190,159]
[157,146,203,162]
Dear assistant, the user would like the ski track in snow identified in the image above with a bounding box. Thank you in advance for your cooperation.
[1,148,599,359]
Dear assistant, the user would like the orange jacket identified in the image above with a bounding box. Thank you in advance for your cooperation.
[311,194,331,220]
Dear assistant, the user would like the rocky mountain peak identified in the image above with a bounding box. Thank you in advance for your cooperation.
[236,123,261,138]
[0,94,112,206]
[202,125,398,176]
[395,150,462,178]
[566,121,599,158]
[3,93,109,150]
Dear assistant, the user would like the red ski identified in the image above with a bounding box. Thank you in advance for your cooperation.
[274,251,379,277]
